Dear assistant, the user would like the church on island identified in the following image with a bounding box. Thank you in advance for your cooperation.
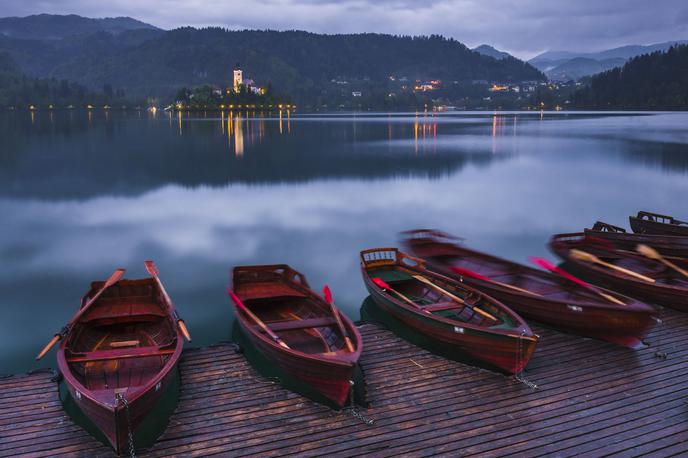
[231,64,265,95]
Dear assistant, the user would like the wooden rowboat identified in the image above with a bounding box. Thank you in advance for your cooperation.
[403,230,659,349]
[630,211,688,236]
[56,265,185,454]
[585,221,688,259]
[550,232,688,312]
[229,265,362,407]
[360,247,538,374]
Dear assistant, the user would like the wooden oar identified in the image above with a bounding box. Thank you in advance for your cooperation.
[569,249,655,283]
[410,274,497,321]
[228,289,290,349]
[636,244,688,279]
[529,257,625,306]
[144,260,192,342]
[371,277,430,314]
[323,285,355,352]
[450,266,542,296]
[36,268,125,360]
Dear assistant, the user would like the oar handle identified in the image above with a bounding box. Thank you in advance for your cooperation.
[450,267,541,296]
[529,257,625,306]
[146,261,192,342]
[38,269,124,361]
[36,334,61,361]
[172,310,192,342]
[323,286,355,352]
[229,290,290,349]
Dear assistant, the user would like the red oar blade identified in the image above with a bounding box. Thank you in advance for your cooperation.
[372,277,392,290]
[529,256,592,289]
[144,260,159,277]
[323,285,333,304]
[450,266,491,282]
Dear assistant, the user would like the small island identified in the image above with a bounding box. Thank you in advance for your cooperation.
[171,64,294,111]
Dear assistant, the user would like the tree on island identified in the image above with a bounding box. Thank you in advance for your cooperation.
[174,82,292,109]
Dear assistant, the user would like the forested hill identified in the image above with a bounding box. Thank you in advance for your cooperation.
[0,18,545,104]
[573,45,688,109]
[0,52,128,108]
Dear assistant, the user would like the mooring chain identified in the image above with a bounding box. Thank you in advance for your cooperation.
[514,331,538,390]
[116,393,136,458]
[344,380,374,426]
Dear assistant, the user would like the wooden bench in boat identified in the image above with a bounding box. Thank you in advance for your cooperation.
[81,299,167,323]
[236,282,307,300]
[422,302,464,312]
[255,317,338,333]
[66,346,175,363]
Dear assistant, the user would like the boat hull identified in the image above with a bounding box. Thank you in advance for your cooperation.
[238,320,356,406]
[550,235,688,312]
[362,273,536,375]
[404,232,659,349]
[585,226,688,259]
[630,215,688,237]
[59,362,178,454]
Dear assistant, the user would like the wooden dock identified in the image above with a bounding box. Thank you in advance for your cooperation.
[2,309,688,457]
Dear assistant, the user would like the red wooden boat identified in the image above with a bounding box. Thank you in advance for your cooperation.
[550,232,688,312]
[402,230,659,349]
[360,248,538,374]
[54,263,187,454]
[229,264,362,407]
[585,221,688,259]
[630,211,688,236]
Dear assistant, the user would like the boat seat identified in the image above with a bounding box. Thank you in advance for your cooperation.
[236,283,307,300]
[258,316,338,332]
[67,345,175,363]
[423,302,463,312]
[81,301,167,323]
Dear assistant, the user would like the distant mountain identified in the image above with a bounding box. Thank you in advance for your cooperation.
[530,40,688,81]
[573,44,688,109]
[543,57,626,81]
[0,17,545,104]
[472,44,511,60]
[0,14,160,40]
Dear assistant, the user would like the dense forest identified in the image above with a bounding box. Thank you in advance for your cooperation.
[0,16,545,107]
[0,52,129,108]
[573,45,688,109]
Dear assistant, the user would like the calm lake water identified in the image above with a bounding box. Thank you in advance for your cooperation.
[1,109,687,374]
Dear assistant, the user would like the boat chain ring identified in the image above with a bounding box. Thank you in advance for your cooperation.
[116,393,136,458]
[344,380,374,426]
[514,331,538,390]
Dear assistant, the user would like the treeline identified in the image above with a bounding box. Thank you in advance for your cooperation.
[573,45,688,109]
[0,22,545,106]
[0,52,130,108]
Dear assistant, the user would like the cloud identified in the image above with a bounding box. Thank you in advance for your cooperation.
[1,0,687,58]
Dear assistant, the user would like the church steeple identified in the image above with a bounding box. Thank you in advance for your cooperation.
[233,63,243,92]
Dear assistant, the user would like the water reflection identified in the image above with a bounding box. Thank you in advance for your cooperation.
[1,111,688,374]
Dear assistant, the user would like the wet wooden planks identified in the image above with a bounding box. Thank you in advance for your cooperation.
[2,309,688,457]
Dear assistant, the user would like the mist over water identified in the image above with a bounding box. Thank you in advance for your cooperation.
[1,110,687,374]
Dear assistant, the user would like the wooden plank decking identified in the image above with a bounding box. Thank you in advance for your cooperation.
[2,309,688,457]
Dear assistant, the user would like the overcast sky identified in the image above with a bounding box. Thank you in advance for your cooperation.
[2,0,687,59]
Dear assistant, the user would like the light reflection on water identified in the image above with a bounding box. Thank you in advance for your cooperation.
[1,110,687,374]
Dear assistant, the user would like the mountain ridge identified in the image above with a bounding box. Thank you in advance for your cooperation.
[0,14,160,40]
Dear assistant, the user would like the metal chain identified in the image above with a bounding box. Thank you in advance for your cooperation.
[343,380,374,426]
[116,393,136,458]
[514,331,538,389]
